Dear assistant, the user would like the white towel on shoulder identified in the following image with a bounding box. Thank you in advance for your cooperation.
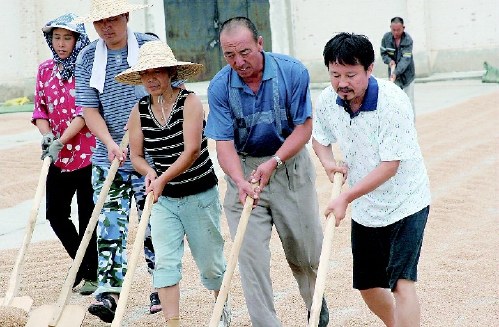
[90,27,139,93]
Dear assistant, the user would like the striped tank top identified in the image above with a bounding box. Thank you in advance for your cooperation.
[138,89,217,198]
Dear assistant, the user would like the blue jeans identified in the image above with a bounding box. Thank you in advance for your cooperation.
[150,186,225,290]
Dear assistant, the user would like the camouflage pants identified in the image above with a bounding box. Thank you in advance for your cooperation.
[91,165,155,295]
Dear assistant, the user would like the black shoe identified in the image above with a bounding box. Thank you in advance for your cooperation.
[307,297,329,327]
[88,293,117,323]
[149,292,162,314]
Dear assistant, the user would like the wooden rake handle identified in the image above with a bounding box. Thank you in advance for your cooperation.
[2,156,51,306]
[308,161,344,327]
[208,182,258,327]
[111,191,154,327]
[49,131,129,326]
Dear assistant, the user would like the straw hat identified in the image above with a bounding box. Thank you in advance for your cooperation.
[115,41,204,85]
[72,0,152,24]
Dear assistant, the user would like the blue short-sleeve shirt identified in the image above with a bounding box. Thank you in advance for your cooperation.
[75,33,156,171]
[206,51,312,157]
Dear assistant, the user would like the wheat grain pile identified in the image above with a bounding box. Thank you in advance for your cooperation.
[0,91,498,326]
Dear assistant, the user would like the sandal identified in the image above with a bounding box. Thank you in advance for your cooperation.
[150,292,162,314]
[88,293,117,323]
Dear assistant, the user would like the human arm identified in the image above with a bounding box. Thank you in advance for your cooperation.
[250,118,313,191]
[147,93,207,202]
[325,160,399,226]
[75,46,125,164]
[392,34,413,76]
[312,138,347,183]
[34,119,56,156]
[216,140,260,206]
[380,33,395,66]
[250,66,315,190]
[40,116,86,161]
[35,119,51,135]
[206,75,261,205]
[32,63,55,150]
[127,104,158,198]
[57,116,85,145]
[82,107,126,164]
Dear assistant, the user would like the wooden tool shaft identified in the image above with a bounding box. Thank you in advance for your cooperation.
[208,184,257,327]
[2,156,51,305]
[308,163,344,327]
[111,192,154,327]
[49,131,129,326]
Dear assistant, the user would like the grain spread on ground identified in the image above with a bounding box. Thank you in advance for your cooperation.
[0,91,498,326]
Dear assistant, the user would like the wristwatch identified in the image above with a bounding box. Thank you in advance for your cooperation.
[272,155,283,168]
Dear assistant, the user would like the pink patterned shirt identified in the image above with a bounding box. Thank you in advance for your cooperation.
[32,59,95,172]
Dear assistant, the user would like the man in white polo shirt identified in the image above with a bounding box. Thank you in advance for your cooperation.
[312,32,431,327]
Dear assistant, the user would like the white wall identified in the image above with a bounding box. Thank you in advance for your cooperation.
[1,0,498,101]
[0,0,166,102]
[426,0,499,72]
[270,0,499,82]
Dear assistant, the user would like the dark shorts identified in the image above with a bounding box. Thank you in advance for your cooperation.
[351,206,429,292]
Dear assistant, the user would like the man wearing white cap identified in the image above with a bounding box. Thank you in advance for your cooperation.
[73,0,172,322]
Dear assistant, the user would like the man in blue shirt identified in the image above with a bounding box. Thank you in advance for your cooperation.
[205,16,329,327]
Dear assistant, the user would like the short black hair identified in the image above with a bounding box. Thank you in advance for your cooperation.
[219,16,259,42]
[391,16,404,25]
[322,32,375,71]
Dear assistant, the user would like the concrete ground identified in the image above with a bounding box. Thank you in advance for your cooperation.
[0,74,498,251]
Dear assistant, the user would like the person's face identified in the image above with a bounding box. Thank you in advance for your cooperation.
[93,13,129,49]
[51,28,77,60]
[220,26,264,80]
[390,22,405,40]
[328,61,373,103]
[139,67,172,96]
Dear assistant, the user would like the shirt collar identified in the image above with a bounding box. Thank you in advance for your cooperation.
[229,51,274,89]
[336,76,378,118]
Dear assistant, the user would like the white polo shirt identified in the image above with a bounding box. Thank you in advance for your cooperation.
[313,76,431,227]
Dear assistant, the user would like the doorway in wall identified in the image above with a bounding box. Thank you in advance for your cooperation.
[163,0,272,81]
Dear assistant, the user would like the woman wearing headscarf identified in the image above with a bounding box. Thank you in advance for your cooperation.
[31,13,98,296]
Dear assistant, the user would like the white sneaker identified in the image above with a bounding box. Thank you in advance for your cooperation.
[218,293,231,327]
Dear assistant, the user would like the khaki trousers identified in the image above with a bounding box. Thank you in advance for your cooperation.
[223,147,324,327]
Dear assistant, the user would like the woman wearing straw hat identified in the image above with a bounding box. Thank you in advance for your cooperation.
[73,0,170,321]
[31,13,98,296]
[115,40,231,327]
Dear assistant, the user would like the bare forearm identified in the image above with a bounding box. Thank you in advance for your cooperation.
[312,138,336,169]
[158,150,199,185]
[82,107,114,147]
[35,119,51,135]
[130,153,154,176]
[343,161,399,203]
[59,116,85,144]
[275,118,312,161]
[216,141,246,185]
